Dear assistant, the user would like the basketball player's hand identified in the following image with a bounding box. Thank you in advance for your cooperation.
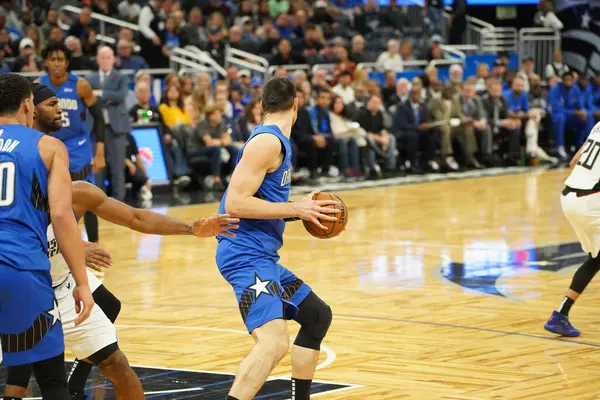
[93,153,106,173]
[73,284,94,326]
[84,242,112,271]
[295,191,340,230]
[192,214,240,237]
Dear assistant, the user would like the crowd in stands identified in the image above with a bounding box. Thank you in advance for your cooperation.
[1,0,599,197]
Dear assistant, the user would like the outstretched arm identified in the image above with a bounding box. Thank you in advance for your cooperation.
[72,181,238,237]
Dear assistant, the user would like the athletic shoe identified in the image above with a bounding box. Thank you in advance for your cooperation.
[174,175,191,188]
[140,186,153,201]
[557,146,569,160]
[544,310,581,337]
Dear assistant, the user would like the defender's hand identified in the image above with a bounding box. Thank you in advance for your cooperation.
[192,214,240,238]
[73,284,94,326]
[294,191,340,230]
[84,242,112,271]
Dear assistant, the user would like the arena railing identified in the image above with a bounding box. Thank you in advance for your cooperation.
[225,47,269,79]
[170,46,226,78]
[266,64,312,77]
[518,28,561,78]
[58,5,139,37]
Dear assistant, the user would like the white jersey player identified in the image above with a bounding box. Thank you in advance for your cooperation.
[545,121,600,337]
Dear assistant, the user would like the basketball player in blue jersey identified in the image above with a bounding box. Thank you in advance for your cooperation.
[1,83,239,400]
[39,40,106,244]
[216,77,340,400]
[0,73,94,399]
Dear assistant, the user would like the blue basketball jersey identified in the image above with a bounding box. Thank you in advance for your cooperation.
[0,125,51,271]
[217,125,292,255]
[40,73,92,173]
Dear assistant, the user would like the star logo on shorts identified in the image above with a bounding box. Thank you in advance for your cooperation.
[46,299,61,327]
[247,274,272,301]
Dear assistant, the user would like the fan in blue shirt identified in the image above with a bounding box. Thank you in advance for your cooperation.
[589,75,600,123]
[548,72,595,159]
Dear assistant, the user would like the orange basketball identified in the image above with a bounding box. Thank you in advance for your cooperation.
[303,192,348,239]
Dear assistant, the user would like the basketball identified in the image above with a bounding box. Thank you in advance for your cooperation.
[303,192,348,239]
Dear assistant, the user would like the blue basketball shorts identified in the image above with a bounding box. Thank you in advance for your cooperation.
[0,266,64,366]
[216,240,312,333]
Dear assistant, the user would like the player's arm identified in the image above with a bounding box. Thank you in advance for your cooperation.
[78,77,106,171]
[41,136,94,324]
[72,181,239,237]
[224,135,339,227]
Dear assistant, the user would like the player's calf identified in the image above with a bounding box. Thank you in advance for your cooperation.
[97,350,143,400]
[291,292,333,400]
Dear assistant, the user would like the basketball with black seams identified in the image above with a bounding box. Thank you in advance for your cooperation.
[303,192,348,239]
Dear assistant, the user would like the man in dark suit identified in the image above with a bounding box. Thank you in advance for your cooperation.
[392,87,439,173]
[87,46,131,201]
[480,78,522,165]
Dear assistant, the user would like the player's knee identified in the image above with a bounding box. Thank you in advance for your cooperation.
[294,292,333,350]
[6,364,32,391]
[92,285,121,323]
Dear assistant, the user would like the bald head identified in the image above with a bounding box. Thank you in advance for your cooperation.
[97,46,115,73]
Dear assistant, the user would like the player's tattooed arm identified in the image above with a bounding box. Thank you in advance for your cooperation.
[78,77,106,172]
[71,181,239,237]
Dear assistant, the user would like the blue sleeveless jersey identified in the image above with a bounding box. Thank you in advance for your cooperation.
[40,73,92,173]
[0,125,51,271]
[217,125,292,255]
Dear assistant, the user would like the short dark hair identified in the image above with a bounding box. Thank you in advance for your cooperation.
[563,71,574,79]
[0,73,32,116]
[42,40,71,62]
[261,77,296,114]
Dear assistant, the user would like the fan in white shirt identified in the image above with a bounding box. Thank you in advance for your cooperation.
[376,39,404,72]
[332,71,355,104]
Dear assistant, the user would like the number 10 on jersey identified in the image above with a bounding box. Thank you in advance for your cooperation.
[0,161,16,207]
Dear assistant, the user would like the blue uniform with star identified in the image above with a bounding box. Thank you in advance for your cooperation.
[0,125,64,366]
[40,72,94,182]
[216,125,312,333]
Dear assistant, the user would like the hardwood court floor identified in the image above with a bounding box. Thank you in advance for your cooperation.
[83,168,600,399]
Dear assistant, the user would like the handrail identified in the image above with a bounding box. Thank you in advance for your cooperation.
[226,47,269,70]
[18,68,174,78]
[440,45,466,61]
[466,15,495,30]
[171,46,227,77]
[225,46,268,77]
[446,44,480,53]
[266,64,311,76]
[59,5,139,36]
[518,27,561,38]
[311,63,336,74]
[94,34,142,53]
[429,59,464,68]
[170,56,211,72]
